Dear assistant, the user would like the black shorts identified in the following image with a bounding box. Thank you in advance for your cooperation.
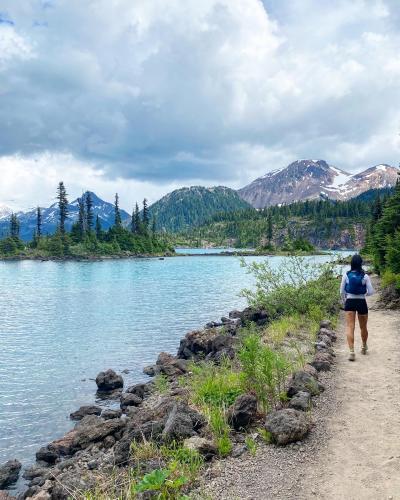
[344,298,368,315]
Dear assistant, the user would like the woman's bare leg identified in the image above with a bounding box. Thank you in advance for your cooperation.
[358,313,369,352]
[346,311,356,351]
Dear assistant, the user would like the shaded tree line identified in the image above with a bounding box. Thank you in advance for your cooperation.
[0,182,172,257]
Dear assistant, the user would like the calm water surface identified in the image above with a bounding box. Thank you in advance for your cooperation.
[0,252,350,474]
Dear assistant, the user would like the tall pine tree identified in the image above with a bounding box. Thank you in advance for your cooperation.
[57,181,69,234]
[95,215,102,240]
[85,192,94,231]
[142,198,149,230]
[114,193,122,228]
[36,207,42,238]
[78,197,86,240]
[10,213,20,238]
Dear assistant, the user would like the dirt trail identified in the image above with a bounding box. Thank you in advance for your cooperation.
[199,291,400,500]
[303,293,400,500]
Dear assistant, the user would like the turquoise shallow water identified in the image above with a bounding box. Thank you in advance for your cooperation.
[0,252,349,473]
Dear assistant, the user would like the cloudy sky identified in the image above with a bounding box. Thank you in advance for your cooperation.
[1,0,400,210]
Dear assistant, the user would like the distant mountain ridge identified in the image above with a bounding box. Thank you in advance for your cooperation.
[0,192,130,241]
[148,186,252,232]
[238,160,399,208]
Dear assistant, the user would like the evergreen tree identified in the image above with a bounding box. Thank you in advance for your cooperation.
[114,193,122,228]
[142,198,149,230]
[85,192,94,231]
[57,181,69,234]
[10,213,20,238]
[95,215,102,240]
[36,207,42,238]
[151,216,157,235]
[134,202,141,234]
[78,197,86,240]
[267,213,273,243]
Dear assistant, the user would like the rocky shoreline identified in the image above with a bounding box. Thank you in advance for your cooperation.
[0,306,338,500]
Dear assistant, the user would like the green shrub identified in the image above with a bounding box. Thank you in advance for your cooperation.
[189,360,242,408]
[241,256,339,319]
[238,329,292,412]
[381,270,400,292]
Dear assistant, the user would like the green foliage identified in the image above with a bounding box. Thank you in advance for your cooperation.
[245,436,258,455]
[0,236,24,255]
[241,256,339,319]
[153,374,170,394]
[189,360,242,408]
[381,270,400,292]
[368,177,400,275]
[148,186,251,232]
[238,329,292,412]
[176,189,389,248]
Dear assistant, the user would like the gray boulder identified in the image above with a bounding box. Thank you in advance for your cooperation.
[287,370,323,398]
[288,391,311,411]
[311,352,333,372]
[69,405,102,421]
[95,369,123,392]
[320,319,331,329]
[143,365,158,377]
[73,417,125,449]
[0,459,22,489]
[101,409,122,420]
[156,352,189,377]
[227,394,258,430]
[265,409,311,445]
[184,437,217,461]
[120,392,142,410]
[126,383,150,399]
[162,404,196,441]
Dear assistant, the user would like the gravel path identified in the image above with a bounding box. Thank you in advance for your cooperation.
[195,292,400,499]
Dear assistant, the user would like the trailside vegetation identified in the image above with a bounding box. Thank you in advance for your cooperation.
[0,183,173,259]
[80,257,340,499]
[176,189,392,250]
[365,173,400,305]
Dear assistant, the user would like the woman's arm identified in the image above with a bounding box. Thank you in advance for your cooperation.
[340,273,347,301]
[365,274,375,296]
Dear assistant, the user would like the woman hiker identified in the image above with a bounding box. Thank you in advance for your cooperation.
[340,254,374,361]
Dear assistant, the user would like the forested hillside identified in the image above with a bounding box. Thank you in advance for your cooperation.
[148,186,251,232]
[177,189,393,250]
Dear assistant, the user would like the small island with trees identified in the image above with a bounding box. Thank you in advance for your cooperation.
[0,182,174,260]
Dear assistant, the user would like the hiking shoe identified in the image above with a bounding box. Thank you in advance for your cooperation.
[361,344,368,355]
[349,352,355,361]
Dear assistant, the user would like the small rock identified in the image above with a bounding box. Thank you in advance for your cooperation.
[311,352,333,372]
[87,460,98,470]
[143,365,158,377]
[95,369,124,392]
[0,459,22,489]
[287,370,323,397]
[265,409,311,446]
[232,444,247,458]
[183,437,217,461]
[70,405,102,421]
[120,393,142,410]
[227,394,258,430]
[101,409,122,420]
[320,319,331,329]
[289,391,311,412]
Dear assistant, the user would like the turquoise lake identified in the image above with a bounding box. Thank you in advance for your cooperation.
[0,252,350,473]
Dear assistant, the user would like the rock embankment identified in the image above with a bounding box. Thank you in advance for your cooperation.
[0,307,337,499]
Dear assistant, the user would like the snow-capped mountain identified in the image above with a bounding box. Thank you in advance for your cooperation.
[238,160,399,208]
[0,192,130,241]
[0,204,12,220]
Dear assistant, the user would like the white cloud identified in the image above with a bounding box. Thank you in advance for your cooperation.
[0,0,399,206]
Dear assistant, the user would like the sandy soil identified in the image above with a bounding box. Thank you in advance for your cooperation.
[197,291,400,500]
